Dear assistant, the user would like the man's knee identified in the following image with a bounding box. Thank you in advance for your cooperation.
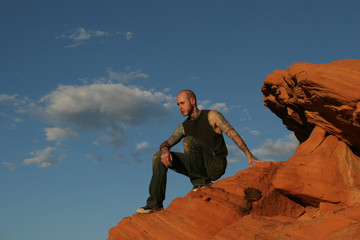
[152,151,162,165]
[183,136,199,153]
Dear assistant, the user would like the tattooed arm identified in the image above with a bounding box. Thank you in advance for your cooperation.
[208,110,262,167]
[159,124,185,167]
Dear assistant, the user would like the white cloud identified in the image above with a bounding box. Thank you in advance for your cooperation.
[0,94,28,106]
[198,101,244,114]
[69,27,94,41]
[55,27,107,48]
[24,147,64,168]
[252,134,299,160]
[24,82,174,147]
[2,162,16,170]
[0,94,17,103]
[13,117,24,123]
[107,68,149,83]
[210,102,229,113]
[115,31,134,40]
[240,127,261,136]
[136,141,150,150]
[226,144,244,165]
[124,31,134,40]
[39,83,173,126]
[45,127,78,142]
[227,158,239,165]
[240,108,252,121]
[13,69,175,166]
[198,100,210,109]
[56,27,133,48]
[198,100,229,113]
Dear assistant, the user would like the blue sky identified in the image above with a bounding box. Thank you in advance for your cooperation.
[1,1,359,239]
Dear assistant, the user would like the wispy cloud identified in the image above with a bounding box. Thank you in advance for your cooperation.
[2,162,16,170]
[239,127,261,136]
[23,147,65,168]
[252,134,299,161]
[123,31,134,40]
[0,95,29,129]
[198,100,229,113]
[226,133,299,164]
[240,108,252,121]
[0,94,17,103]
[0,94,29,106]
[198,101,250,116]
[136,141,150,150]
[210,103,229,113]
[226,143,244,165]
[131,141,154,163]
[107,68,149,83]
[56,27,134,48]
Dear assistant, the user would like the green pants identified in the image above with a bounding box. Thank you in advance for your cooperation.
[146,136,227,208]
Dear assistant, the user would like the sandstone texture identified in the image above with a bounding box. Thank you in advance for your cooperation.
[261,59,360,149]
[108,60,360,239]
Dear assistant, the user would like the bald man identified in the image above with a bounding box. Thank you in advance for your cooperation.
[137,90,261,214]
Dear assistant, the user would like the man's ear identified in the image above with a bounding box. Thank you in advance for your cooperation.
[190,97,196,106]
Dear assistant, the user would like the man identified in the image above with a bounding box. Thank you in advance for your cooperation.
[137,90,262,214]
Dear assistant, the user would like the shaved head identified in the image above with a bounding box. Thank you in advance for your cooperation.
[178,90,197,106]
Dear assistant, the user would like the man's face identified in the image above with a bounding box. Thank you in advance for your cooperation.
[176,92,195,117]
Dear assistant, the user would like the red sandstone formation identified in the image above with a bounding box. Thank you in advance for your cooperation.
[262,59,360,149]
[108,59,360,239]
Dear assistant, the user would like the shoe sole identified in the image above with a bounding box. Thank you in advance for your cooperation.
[136,208,164,214]
[192,183,212,192]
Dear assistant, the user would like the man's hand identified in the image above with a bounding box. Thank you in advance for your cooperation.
[161,150,173,167]
[247,155,263,167]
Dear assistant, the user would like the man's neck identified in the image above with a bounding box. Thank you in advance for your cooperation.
[190,107,201,120]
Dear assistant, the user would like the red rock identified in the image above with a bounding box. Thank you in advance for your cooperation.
[273,126,360,206]
[108,162,282,240]
[261,59,360,150]
[108,60,360,240]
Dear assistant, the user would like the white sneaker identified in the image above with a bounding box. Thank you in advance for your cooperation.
[192,182,212,192]
[136,206,164,214]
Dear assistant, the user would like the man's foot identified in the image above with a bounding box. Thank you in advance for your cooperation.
[192,182,212,192]
[136,205,164,214]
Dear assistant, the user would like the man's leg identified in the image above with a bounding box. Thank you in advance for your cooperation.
[139,137,225,213]
[145,151,168,209]
[168,151,209,186]
[138,150,190,214]
[182,136,226,183]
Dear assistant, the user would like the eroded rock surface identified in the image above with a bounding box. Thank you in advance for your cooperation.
[108,60,360,239]
[261,59,360,150]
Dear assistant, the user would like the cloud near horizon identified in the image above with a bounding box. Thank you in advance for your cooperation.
[252,134,299,161]
[226,133,299,165]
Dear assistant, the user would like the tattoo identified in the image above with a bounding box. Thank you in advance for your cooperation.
[209,110,250,154]
[160,124,184,151]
